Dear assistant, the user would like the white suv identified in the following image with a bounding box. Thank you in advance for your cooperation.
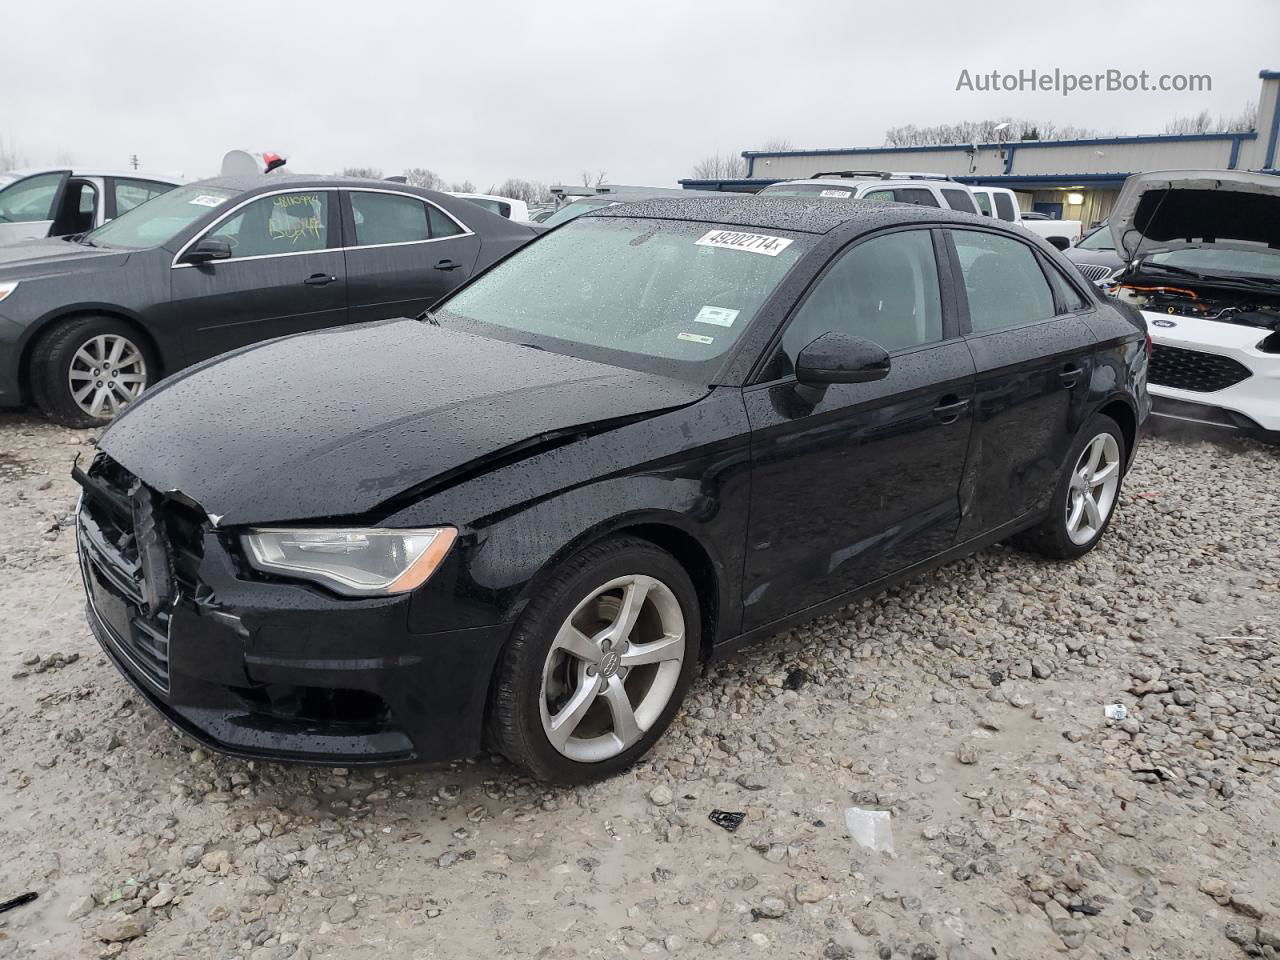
[758,171,981,214]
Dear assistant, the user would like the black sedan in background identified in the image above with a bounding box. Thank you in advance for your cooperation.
[77,197,1149,783]
[0,175,537,425]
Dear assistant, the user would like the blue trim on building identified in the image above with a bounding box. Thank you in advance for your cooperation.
[957,173,1130,188]
[1265,88,1280,170]
[1260,69,1280,80]
[1003,144,1016,175]
[1229,137,1242,169]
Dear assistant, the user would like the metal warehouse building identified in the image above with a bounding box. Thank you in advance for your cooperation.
[681,68,1280,229]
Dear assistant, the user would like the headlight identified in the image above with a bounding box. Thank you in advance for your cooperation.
[242,526,457,597]
[0,280,19,304]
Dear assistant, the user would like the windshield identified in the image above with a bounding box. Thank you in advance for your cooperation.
[760,182,857,198]
[542,197,616,226]
[82,184,240,249]
[436,217,807,378]
[0,173,18,190]
[1077,224,1114,251]
[1145,247,1280,281]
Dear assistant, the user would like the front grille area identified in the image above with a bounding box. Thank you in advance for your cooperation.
[77,455,207,692]
[1074,263,1114,282]
[1148,344,1252,393]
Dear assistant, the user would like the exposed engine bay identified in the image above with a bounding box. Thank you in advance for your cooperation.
[1112,280,1280,340]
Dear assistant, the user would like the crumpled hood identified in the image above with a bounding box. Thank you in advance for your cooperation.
[1110,169,1280,261]
[99,319,708,526]
[0,237,130,280]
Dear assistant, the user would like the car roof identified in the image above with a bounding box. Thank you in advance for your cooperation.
[591,195,994,235]
[190,173,442,194]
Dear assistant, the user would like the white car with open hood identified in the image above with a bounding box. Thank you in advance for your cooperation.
[1108,169,1280,441]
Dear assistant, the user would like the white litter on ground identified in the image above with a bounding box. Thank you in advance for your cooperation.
[844,806,894,854]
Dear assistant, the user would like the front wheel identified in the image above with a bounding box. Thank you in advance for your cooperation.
[1019,413,1126,560]
[30,316,155,427]
[488,537,700,784]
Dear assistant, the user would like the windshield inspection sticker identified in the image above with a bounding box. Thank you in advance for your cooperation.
[189,195,227,207]
[695,229,793,257]
[677,331,715,345]
[694,305,740,327]
[819,189,852,198]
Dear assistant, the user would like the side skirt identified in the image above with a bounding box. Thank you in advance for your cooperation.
[708,511,1044,664]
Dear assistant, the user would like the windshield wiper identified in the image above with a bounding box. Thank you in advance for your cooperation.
[416,309,439,325]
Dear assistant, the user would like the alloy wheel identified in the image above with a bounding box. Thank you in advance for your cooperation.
[539,574,686,763]
[67,333,148,419]
[1065,432,1121,545]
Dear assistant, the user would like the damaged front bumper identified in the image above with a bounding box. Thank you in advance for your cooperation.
[75,458,508,767]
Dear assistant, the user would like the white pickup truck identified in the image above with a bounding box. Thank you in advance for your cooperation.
[969,186,1082,250]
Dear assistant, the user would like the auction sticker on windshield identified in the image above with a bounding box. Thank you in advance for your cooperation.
[190,195,228,207]
[820,189,852,198]
[695,230,793,256]
[694,305,739,327]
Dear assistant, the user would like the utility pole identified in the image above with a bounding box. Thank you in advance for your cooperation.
[129,154,139,170]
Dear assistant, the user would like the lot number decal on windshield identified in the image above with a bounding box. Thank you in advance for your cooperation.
[677,332,715,345]
[819,189,852,198]
[190,195,228,207]
[695,230,793,256]
[694,305,740,327]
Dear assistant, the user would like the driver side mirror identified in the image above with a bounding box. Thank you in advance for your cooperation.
[181,238,232,265]
[1046,236,1070,251]
[795,332,891,386]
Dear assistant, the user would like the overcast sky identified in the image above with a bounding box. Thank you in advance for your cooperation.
[4,0,1278,188]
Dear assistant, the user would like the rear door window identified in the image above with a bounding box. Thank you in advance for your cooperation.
[993,192,1018,222]
[350,191,431,245]
[973,191,993,216]
[951,229,1057,332]
[941,188,978,214]
[894,188,940,207]
[114,179,173,216]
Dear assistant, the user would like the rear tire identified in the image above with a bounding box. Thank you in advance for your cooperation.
[30,316,155,427]
[488,536,700,784]
[1019,413,1126,560]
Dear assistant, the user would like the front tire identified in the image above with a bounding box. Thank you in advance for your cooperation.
[30,316,155,427]
[1020,413,1126,560]
[488,536,700,784]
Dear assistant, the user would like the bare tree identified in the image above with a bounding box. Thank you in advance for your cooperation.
[403,167,445,190]
[580,170,608,188]
[494,178,551,203]
[342,166,383,179]
[690,152,747,179]
[1164,100,1256,134]
[884,118,1099,147]
[0,136,25,170]
[448,179,476,193]
[759,137,794,152]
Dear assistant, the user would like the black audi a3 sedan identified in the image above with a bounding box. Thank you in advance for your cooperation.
[0,175,537,426]
[75,197,1150,783]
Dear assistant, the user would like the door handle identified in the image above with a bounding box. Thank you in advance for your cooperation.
[304,273,337,286]
[434,259,462,271]
[1059,364,1084,388]
[932,396,970,424]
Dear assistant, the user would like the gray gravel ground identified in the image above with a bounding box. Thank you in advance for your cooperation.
[1,410,1278,960]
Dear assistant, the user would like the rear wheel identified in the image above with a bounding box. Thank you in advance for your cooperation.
[488,537,700,783]
[30,316,154,427]
[1020,413,1126,560]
